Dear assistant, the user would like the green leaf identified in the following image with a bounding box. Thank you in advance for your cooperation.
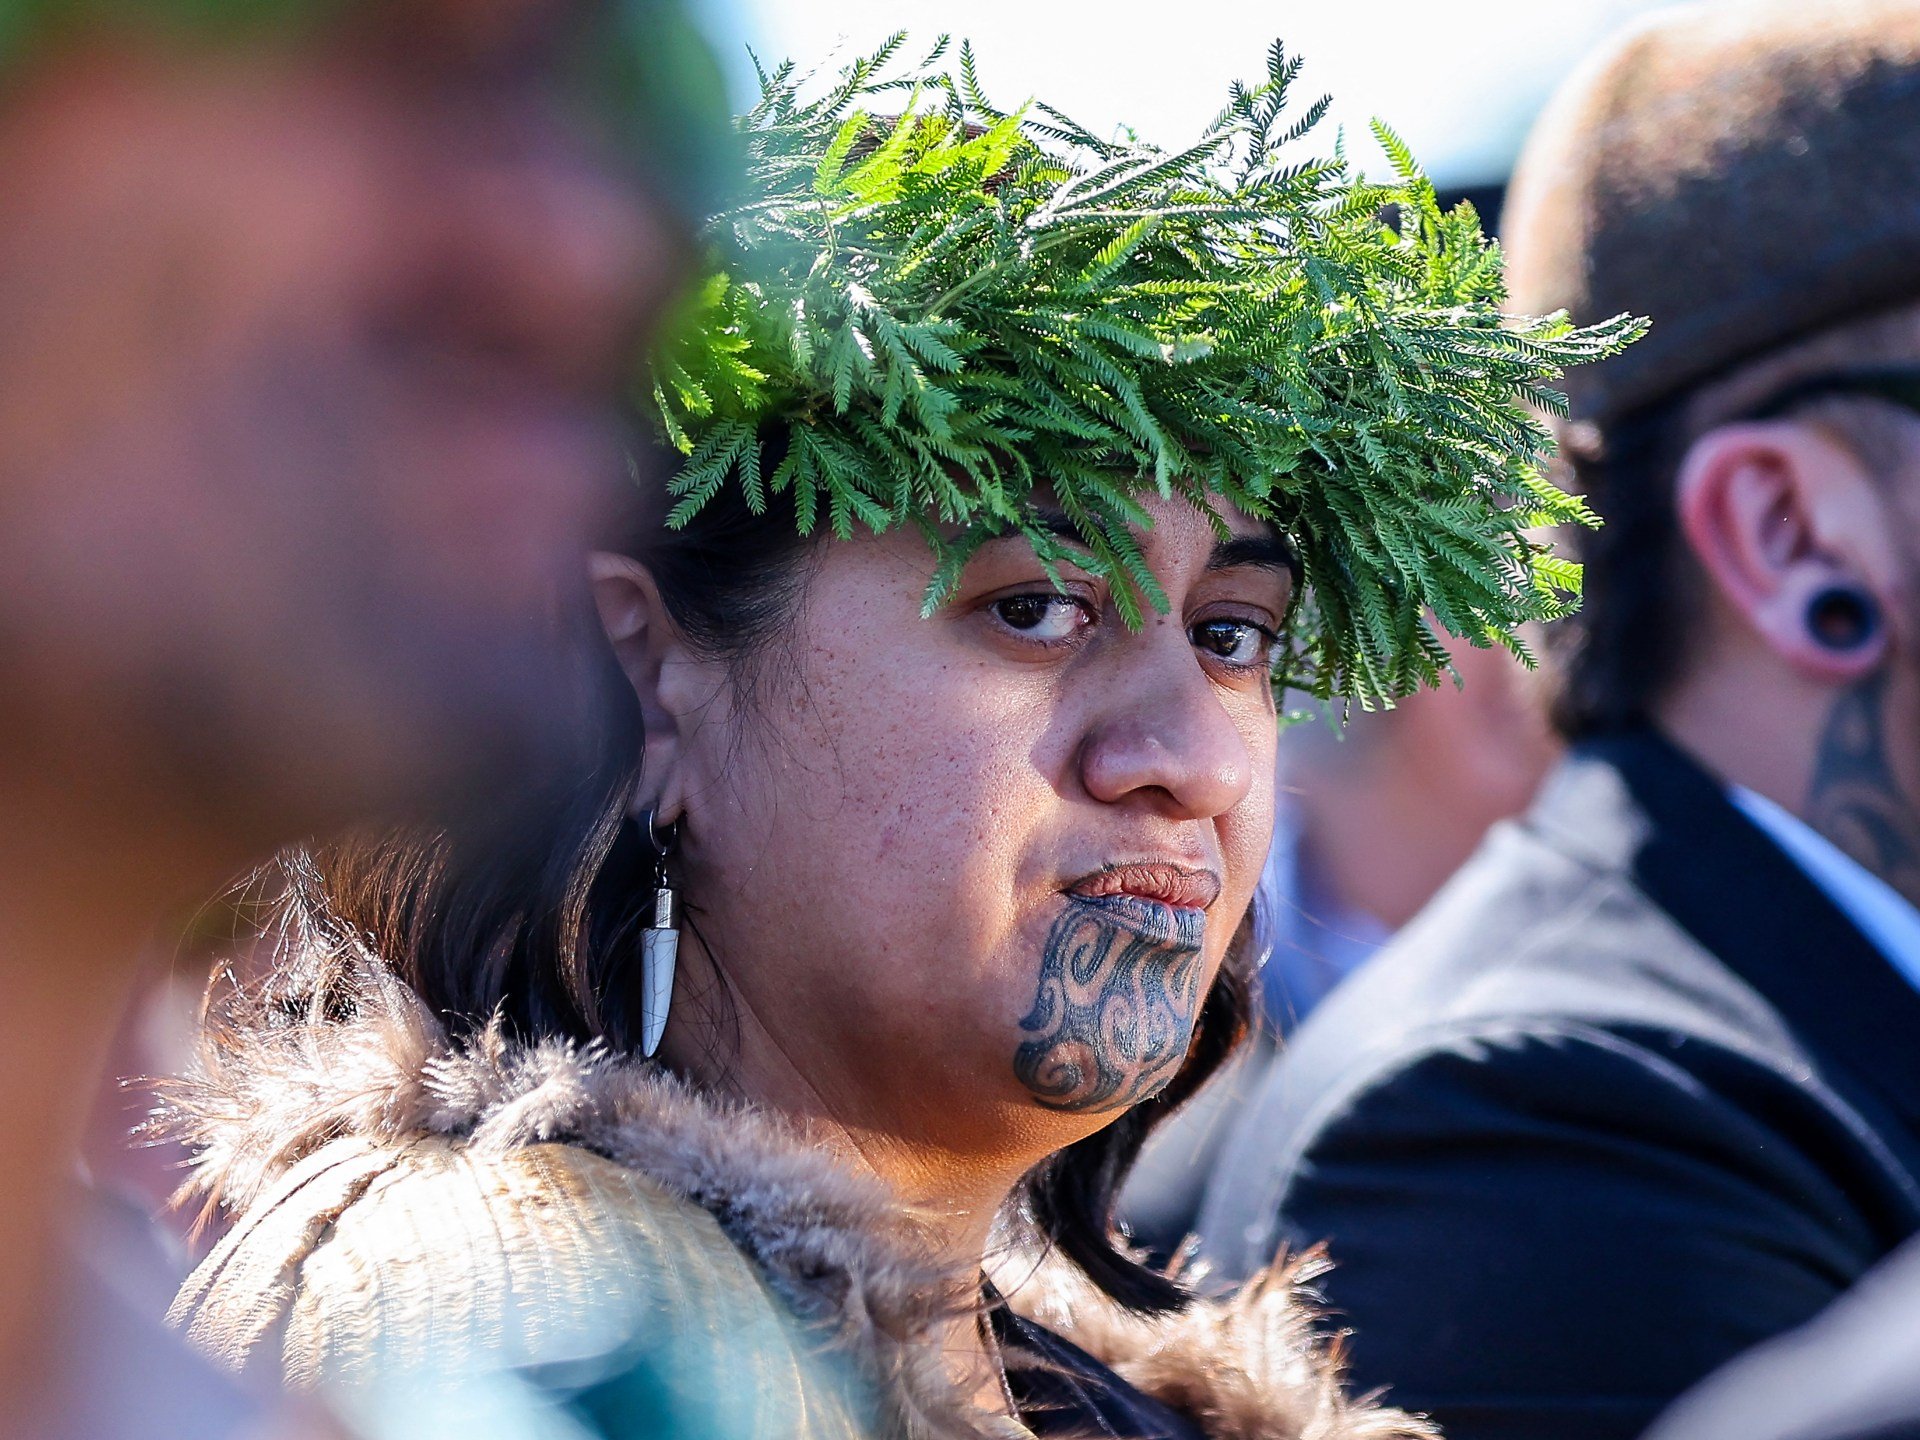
[639,32,1644,706]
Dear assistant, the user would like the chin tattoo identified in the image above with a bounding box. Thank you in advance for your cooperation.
[1012,900,1207,1114]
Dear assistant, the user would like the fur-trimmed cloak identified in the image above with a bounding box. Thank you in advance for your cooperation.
[160,966,1433,1440]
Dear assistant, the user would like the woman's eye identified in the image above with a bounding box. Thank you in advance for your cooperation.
[991,594,1090,642]
[1191,618,1275,668]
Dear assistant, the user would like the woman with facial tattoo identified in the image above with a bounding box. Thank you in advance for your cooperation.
[155,39,1639,1440]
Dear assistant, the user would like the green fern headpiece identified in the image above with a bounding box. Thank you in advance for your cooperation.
[649,37,1644,703]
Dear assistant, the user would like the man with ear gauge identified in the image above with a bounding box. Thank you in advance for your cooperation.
[1196,6,1920,1440]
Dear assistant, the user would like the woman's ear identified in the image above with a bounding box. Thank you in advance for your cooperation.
[588,550,694,823]
[1675,421,1896,683]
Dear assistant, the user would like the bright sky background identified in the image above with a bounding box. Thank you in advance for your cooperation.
[707,0,1700,188]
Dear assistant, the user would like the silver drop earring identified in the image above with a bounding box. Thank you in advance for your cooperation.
[638,808,680,1059]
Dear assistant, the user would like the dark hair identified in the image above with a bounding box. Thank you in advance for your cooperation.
[1545,396,1702,739]
[249,458,1250,1317]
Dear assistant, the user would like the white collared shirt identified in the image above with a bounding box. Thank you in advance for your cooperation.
[1729,784,1920,996]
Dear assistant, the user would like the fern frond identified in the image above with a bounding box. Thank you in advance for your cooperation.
[642,34,1643,705]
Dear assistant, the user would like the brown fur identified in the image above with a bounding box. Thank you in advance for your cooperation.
[158,962,1433,1440]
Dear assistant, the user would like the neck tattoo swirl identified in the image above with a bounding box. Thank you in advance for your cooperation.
[1012,900,1207,1114]
[1806,670,1920,909]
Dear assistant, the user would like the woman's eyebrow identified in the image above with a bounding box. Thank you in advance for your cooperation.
[1026,508,1085,546]
[1008,509,1299,584]
[1208,532,1300,584]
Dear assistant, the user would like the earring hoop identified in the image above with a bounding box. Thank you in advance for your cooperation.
[641,807,679,858]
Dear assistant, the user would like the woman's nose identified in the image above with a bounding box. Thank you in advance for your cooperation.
[1077,647,1254,820]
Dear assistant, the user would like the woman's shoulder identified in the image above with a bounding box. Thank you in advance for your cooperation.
[157,978,880,1435]
[171,1128,805,1388]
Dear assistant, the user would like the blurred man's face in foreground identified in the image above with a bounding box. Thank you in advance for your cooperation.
[0,0,688,845]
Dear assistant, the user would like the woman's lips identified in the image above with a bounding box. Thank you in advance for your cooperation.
[1066,862,1223,912]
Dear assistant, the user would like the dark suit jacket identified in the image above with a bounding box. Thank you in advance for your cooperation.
[1197,731,1920,1440]
[1644,1231,1920,1440]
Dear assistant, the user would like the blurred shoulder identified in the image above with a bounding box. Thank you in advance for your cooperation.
[170,1131,805,1390]
[157,971,892,1436]
[1280,799,1802,1092]
[1644,1232,1920,1440]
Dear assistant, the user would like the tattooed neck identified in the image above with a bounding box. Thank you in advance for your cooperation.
[1805,670,1920,910]
[1012,898,1206,1114]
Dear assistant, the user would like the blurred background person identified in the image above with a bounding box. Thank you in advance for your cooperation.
[1197,5,1920,1440]
[0,1,720,1434]
[1259,637,1558,1035]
